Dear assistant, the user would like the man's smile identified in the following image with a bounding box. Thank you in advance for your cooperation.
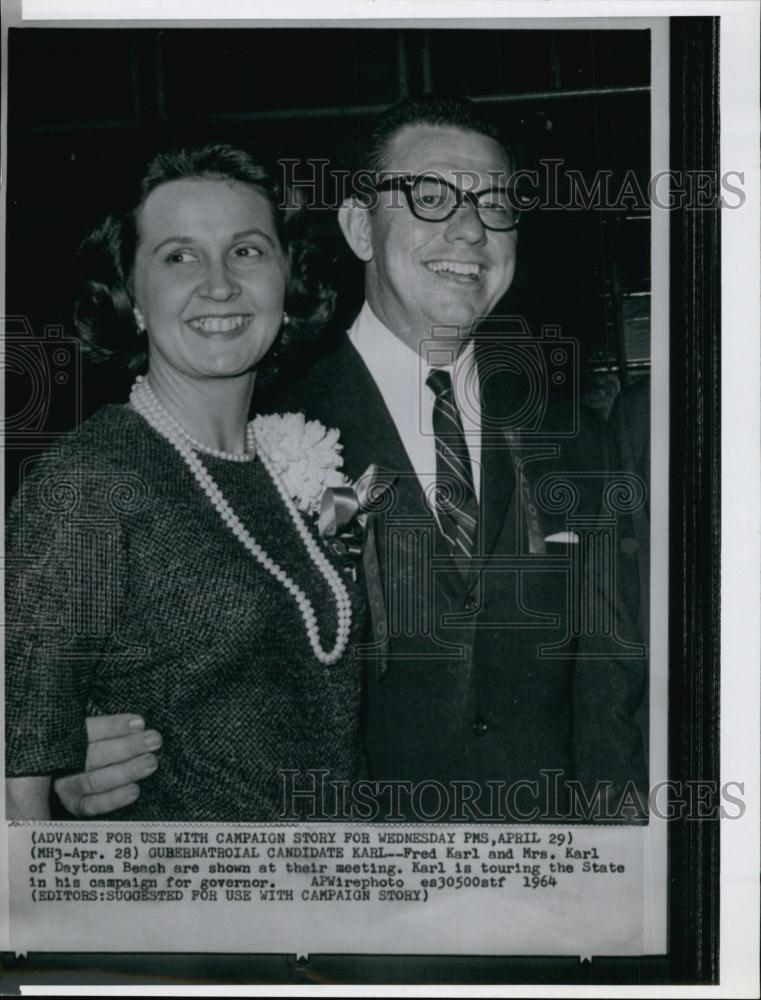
[424,260,483,282]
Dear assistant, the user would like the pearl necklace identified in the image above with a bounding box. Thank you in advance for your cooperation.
[132,377,257,462]
[129,377,353,666]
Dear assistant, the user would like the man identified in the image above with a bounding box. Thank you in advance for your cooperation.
[55,97,646,820]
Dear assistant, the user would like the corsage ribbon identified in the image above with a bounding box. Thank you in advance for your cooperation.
[319,465,397,665]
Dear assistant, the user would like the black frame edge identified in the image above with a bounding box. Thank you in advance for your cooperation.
[1,15,722,991]
[668,14,721,986]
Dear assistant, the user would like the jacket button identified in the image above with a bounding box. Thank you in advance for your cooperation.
[464,597,478,613]
[472,718,488,736]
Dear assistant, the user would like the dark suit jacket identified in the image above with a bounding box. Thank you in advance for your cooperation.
[262,332,647,817]
[611,378,651,642]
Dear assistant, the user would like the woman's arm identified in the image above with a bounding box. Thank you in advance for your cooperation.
[6,776,51,819]
[6,450,111,797]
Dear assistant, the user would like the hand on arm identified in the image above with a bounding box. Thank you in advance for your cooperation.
[53,714,162,818]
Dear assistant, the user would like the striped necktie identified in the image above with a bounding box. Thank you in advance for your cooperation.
[426,367,479,577]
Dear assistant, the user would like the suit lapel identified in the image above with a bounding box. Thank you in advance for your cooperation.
[476,347,518,561]
[478,434,516,560]
[330,339,417,484]
[268,335,490,594]
[309,337,472,588]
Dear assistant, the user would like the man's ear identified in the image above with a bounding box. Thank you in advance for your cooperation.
[338,198,375,263]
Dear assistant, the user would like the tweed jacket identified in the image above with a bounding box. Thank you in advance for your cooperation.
[5,405,367,821]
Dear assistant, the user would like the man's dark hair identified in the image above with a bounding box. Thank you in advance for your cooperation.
[362,95,513,174]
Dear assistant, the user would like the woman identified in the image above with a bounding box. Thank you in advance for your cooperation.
[5,142,366,821]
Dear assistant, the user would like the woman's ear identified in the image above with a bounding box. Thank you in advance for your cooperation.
[338,198,375,263]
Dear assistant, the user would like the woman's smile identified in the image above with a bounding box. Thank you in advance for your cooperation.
[186,313,254,335]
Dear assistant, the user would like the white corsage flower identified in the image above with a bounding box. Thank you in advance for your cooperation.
[253,412,348,516]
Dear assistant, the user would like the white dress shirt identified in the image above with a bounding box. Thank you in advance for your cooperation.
[347,302,482,501]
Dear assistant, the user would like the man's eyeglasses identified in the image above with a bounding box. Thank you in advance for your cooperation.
[374,173,527,232]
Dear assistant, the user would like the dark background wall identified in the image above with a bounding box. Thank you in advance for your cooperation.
[5,26,651,495]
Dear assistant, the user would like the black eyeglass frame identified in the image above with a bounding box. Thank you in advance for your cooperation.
[373,173,525,232]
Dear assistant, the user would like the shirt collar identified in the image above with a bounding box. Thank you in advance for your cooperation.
[348,301,476,380]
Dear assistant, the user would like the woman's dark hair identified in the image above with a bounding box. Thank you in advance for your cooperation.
[74,141,336,376]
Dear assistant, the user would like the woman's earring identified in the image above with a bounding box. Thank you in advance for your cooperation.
[282,312,290,327]
[133,307,146,333]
